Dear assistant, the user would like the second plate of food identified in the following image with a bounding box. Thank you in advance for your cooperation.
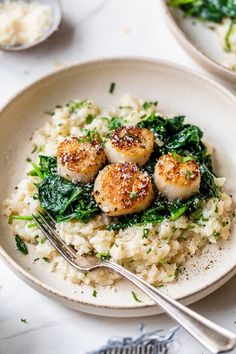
[161,0,236,84]
[0,57,236,317]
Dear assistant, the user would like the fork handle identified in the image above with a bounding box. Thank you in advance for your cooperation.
[103,261,236,354]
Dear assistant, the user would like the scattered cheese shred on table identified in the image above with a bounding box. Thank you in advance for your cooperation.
[0,0,53,47]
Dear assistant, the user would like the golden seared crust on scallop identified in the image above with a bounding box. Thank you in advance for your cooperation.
[57,137,106,183]
[154,153,201,201]
[93,162,154,216]
[105,126,154,166]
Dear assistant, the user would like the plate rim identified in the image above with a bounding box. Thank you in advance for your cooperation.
[1,56,236,313]
[160,0,236,83]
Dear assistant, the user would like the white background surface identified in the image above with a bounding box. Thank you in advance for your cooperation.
[0,1,236,353]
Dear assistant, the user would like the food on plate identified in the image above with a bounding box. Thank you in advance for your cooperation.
[169,0,236,70]
[57,136,106,183]
[0,0,52,47]
[104,126,154,166]
[154,153,201,201]
[94,162,154,216]
[4,96,232,287]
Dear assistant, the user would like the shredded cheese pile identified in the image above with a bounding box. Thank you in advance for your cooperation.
[0,0,52,47]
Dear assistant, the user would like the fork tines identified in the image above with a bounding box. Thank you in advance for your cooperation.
[32,210,77,262]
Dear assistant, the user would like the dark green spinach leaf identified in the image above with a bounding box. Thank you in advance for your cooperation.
[15,235,28,255]
[38,175,99,223]
[169,0,236,23]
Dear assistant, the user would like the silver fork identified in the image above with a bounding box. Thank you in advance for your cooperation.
[32,211,236,354]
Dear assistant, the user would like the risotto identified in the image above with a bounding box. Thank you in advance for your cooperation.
[4,95,232,287]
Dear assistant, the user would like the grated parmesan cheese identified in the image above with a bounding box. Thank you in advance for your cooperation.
[0,0,53,47]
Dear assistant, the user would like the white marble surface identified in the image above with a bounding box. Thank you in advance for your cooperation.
[0,1,236,353]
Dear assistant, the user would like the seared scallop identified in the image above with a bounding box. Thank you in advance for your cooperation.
[94,162,154,216]
[154,153,201,201]
[105,126,154,166]
[57,136,106,183]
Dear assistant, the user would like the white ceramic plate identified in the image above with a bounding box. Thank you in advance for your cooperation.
[1,58,236,317]
[161,1,236,84]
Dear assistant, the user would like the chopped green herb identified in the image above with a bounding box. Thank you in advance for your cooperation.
[31,146,37,154]
[175,265,182,278]
[67,100,88,114]
[172,152,194,163]
[85,114,95,124]
[200,216,209,222]
[156,284,164,288]
[8,214,34,225]
[42,257,50,263]
[96,252,111,261]
[187,224,195,229]
[27,223,37,228]
[38,145,45,153]
[15,235,28,255]
[131,291,142,303]
[92,289,97,297]
[109,82,116,94]
[213,231,220,238]
[185,170,192,179]
[79,128,101,143]
[142,228,149,239]
[119,106,132,109]
[146,247,152,254]
[190,208,203,221]
[130,191,138,200]
[106,117,123,131]
[142,101,158,110]
[20,319,27,324]
[33,258,40,263]
[170,205,188,221]
[40,237,47,244]
[225,20,234,51]
[26,157,32,163]
[30,162,44,180]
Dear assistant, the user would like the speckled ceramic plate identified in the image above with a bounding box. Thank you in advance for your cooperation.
[160,1,236,84]
[0,58,236,317]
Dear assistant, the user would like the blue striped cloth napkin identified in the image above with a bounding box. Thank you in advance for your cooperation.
[87,325,179,354]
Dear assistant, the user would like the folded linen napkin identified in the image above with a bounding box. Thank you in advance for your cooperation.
[87,325,179,354]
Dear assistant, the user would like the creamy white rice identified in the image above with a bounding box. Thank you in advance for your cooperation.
[4,95,232,287]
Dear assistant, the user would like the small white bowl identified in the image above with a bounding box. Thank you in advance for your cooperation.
[160,1,236,84]
[0,0,62,51]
